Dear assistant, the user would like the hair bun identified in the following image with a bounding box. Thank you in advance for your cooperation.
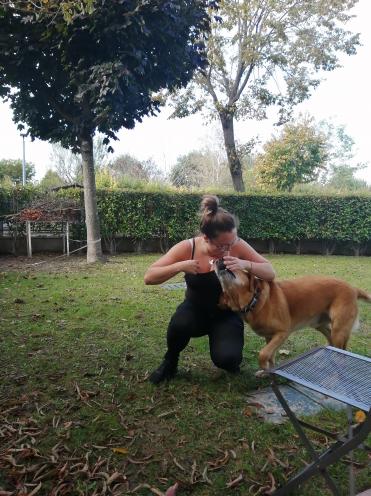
[200,195,219,216]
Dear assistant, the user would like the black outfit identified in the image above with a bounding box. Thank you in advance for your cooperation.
[149,239,244,383]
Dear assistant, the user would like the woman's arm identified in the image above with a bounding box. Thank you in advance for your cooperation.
[224,239,276,281]
[144,240,200,285]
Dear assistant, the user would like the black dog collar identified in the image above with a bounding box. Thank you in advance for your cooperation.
[240,287,261,314]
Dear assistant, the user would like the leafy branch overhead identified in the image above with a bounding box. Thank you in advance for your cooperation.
[0,1,216,151]
[0,1,96,23]
[170,0,360,191]
[0,0,217,261]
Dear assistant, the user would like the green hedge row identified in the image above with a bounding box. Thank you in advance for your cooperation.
[1,187,370,244]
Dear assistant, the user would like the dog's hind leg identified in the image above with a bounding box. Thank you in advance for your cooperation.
[316,326,332,344]
[329,301,358,350]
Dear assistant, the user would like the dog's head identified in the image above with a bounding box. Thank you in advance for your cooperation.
[214,258,256,312]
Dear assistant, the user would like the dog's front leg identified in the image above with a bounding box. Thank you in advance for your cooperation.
[256,332,288,377]
[265,337,275,369]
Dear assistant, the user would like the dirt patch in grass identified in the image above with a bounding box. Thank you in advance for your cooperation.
[0,253,91,273]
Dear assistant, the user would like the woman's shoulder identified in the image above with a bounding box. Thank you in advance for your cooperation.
[168,239,193,258]
[231,237,253,256]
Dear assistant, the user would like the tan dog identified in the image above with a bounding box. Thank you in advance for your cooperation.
[215,260,371,376]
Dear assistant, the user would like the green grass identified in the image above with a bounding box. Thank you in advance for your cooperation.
[0,254,370,495]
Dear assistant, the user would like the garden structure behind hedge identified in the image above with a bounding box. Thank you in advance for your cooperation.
[0,187,370,256]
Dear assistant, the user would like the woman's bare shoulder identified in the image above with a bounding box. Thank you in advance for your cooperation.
[150,239,192,267]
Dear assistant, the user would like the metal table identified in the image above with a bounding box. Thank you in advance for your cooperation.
[269,346,371,495]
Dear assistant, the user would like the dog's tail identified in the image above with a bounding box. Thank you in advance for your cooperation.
[357,288,371,302]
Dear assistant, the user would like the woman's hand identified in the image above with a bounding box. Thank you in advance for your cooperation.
[179,260,201,275]
[223,256,251,272]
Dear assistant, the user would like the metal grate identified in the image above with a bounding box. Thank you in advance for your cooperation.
[272,346,371,411]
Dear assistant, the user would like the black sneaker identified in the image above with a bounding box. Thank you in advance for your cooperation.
[148,358,178,385]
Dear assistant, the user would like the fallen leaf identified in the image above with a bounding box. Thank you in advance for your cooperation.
[246,401,265,409]
[131,483,164,496]
[106,471,121,484]
[226,473,243,488]
[355,410,366,423]
[28,482,42,496]
[112,447,128,455]
[264,472,276,495]
[157,410,177,419]
[173,458,185,472]
[165,482,179,496]
[278,349,290,356]
[243,407,253,417]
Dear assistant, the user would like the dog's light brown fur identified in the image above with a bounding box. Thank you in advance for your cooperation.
[216,271,371,374]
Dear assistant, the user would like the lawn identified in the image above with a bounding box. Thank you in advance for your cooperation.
[0,254,370,495]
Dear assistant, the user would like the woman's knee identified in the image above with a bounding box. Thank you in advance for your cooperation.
[209,316,244,370]
[211,348,242,371]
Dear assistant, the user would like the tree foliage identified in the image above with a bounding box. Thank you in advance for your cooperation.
[0,0,96,23]
[0,1,215,150]
[255,118,328,191]
[0,0,215,261]
[39,169,65,190]
[170,151,206,188]
[318,121,368,191]
[169,149,233,189]
[49,136,109,184]
[0,158,35,185]
[107,154,164,183]
[170,0,360,191]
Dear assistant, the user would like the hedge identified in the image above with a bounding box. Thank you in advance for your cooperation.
[1,187,370,247]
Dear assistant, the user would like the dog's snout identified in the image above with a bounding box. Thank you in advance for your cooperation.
[216,258,226,271]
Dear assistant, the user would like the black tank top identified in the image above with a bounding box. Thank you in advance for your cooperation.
[184,238,222,309]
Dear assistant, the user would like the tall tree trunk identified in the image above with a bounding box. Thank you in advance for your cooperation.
[80,134,103,263]
[219,111,245,192]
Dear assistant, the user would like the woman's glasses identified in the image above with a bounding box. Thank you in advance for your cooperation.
[210,236,239,251]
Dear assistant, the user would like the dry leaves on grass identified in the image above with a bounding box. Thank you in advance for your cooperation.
[0,398,135,495]
[131,482,179,496]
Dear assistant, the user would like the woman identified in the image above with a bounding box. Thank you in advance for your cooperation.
[144,195,275,384]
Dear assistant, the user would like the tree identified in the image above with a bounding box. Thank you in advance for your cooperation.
[169,148,233,189]
[107,154,166,186]
[170,0,360,191]
[170,152,206,188]
[49,144,83,185]
[326,165,368,191]
[0,158,35,184]
[39,169,65,190]
[318,122,369,191]
[255,118,327,192]
[49,135,109,184]
[0,1,215,262]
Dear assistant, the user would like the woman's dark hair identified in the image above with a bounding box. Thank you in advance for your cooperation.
[199,195,238,239]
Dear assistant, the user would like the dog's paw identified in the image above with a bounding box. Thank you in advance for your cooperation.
[255,369,269,378]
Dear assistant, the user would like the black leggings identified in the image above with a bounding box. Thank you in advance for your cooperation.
[165,300,244,371]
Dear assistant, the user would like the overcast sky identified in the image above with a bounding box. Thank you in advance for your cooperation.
[1,0,370,184]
